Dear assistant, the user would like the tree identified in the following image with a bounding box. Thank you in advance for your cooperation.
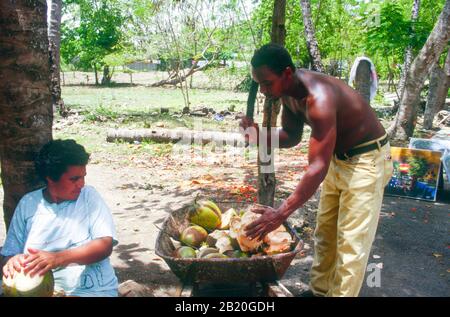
[299,0,324,72]
[354,60,372,105]
[423,49,450,129]
[0,1,53,230]
[48,0,66,116]
[389,0,450,141]
[60,0,127,85]
[257,0,287,207]
[398,0,421,99]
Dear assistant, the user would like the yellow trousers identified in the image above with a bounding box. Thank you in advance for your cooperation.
[310,140,393,297]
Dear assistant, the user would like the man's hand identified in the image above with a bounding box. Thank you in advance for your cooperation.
[22,248,59,277]
[239,116,259,146]
[245,204,287,241]
[2,254,27,278]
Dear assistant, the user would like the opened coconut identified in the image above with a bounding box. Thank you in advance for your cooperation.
[188,200,222,231]
[219,208,237,230]
[180,225,208,248]
[263,231,293,255]
[206,229,229,247]
[230,211,263,252]
[2,270,54,297]
[197,247,220,258]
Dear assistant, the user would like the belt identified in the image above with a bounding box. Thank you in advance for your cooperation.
[336,135,388,160]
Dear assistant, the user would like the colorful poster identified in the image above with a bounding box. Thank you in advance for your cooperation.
[409,138,450,184]
[385,147,442,201]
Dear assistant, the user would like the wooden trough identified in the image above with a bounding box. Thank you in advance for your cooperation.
[155,202,303,296]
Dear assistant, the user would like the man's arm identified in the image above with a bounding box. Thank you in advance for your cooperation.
[246,94,337,240]
[22,237,113,277]
[278,104,304,148]
[277,102,336,217]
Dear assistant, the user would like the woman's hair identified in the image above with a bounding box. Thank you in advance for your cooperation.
[35,139,90,182]
[251,43,296,75]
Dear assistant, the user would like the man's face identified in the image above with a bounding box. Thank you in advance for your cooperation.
[47,165,86,202]
[251,65,289,99]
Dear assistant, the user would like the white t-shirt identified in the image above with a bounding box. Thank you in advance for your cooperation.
[1,186,119,297]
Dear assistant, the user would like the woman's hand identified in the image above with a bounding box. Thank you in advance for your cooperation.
[22,248,59,277]
[2,254,27,278]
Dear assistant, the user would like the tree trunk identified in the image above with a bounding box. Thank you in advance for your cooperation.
[101,65,112,85]
[398,0,421,99]
[423,49,450,129]
[299,0,324,73]
[389,0,450,141]
[94,64,99,85]
[258,0,286,207]
[0,0,53,230]
[48,0,65,117]
[354,60,372,105]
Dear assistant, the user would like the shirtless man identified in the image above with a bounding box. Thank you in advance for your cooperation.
[240,44,393,297]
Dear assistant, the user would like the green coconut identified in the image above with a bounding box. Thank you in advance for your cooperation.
[173,246,197,258]
[180,225,208,248]
[2,270,54,297]
[189,200,222,231]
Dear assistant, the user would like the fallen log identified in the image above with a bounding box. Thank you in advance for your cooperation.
[106,128,246,147]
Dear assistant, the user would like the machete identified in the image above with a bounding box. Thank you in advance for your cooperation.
[246,80,259,120]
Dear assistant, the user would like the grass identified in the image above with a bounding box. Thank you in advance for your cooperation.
[56,83,252,159]
[62,85,247,115]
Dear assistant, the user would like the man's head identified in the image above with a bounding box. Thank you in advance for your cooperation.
[251,44,296,99]
[35,139,90,201]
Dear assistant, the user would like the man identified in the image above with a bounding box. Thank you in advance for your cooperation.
[241,44,393,297]
[1,139,118,296]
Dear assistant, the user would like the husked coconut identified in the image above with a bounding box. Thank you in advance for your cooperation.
[2,270,54,297]
[231,211,263,252]
[263,231,293,255]
[228,216,241,239]
[197,247,220,258]
[219,208,238,230]
[215,236,235,254]
[206,229,229,246]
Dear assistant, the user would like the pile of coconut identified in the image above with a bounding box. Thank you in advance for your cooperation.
[172,199,294,259]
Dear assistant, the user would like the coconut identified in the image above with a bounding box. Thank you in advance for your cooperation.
[173,246,197,258]
[206,230,229,247]
[180,225,208,248]
[263,231,293,255]
[203,253,228,259]
[228,216,241,239]
[230,211,263,252]
[215,236,235,254]
[197,247,220,258]
[223,250,249,258]
[2,270,54,297]
[189,200,222,231]
[219,208,237,230]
